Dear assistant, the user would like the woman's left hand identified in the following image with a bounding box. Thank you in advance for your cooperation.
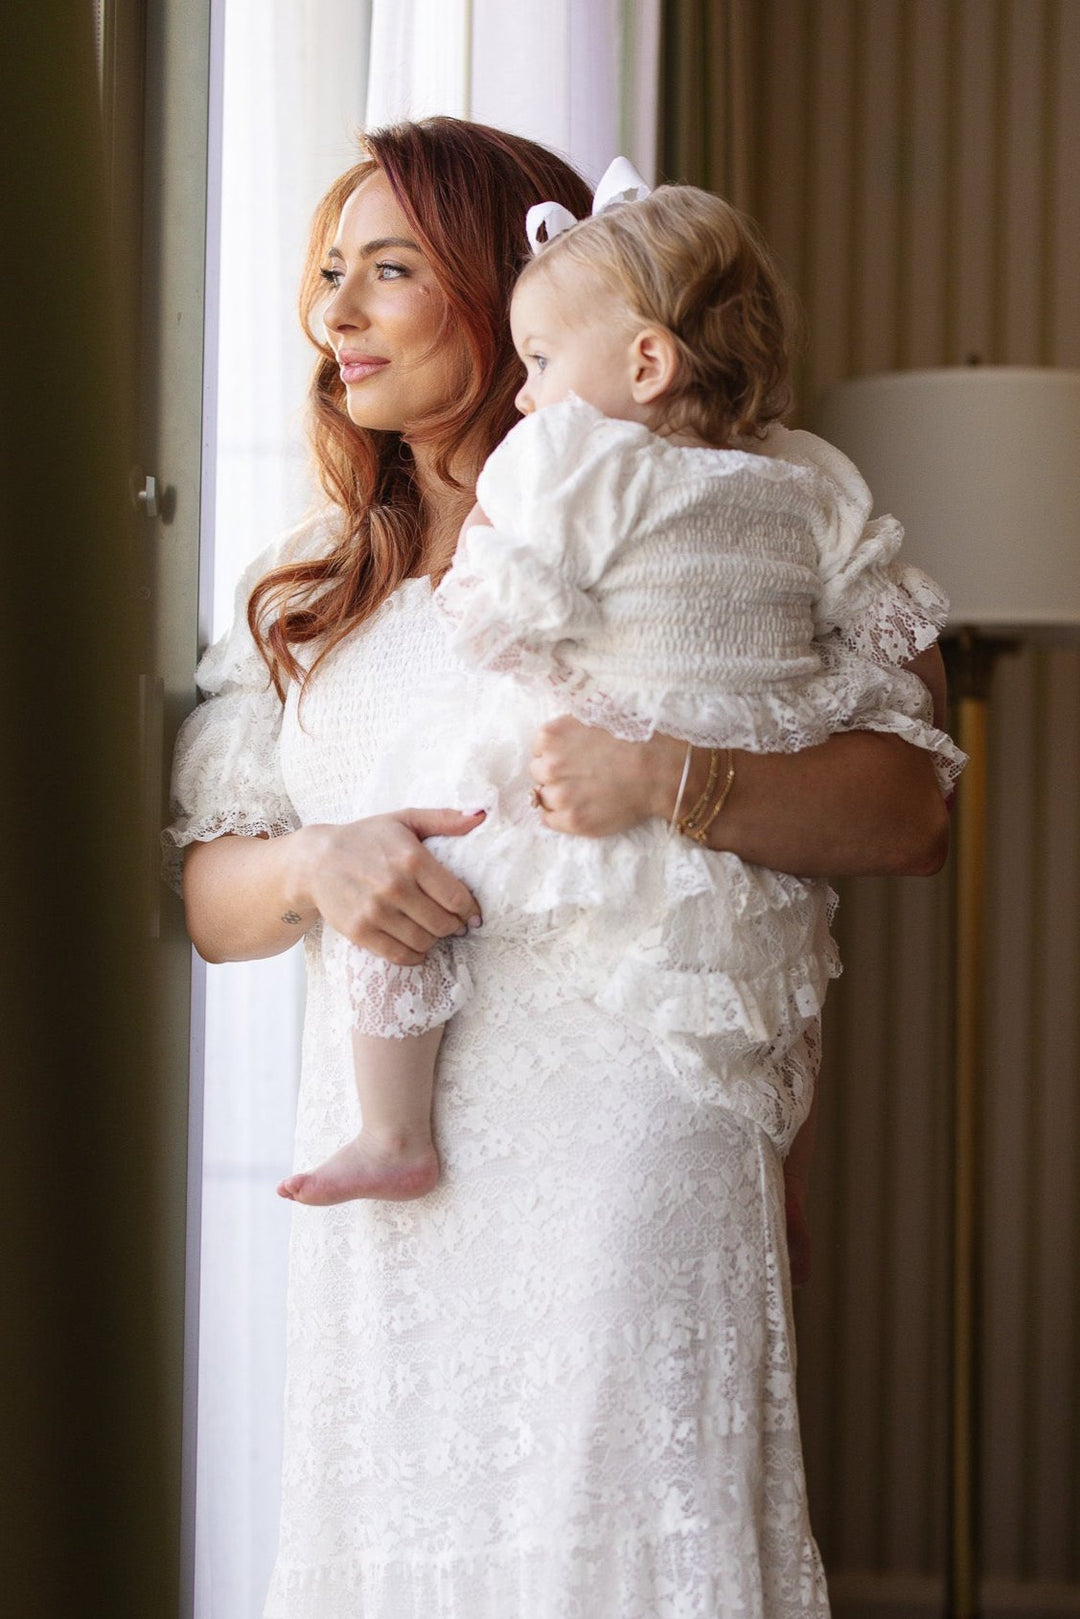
[530,716,679,836]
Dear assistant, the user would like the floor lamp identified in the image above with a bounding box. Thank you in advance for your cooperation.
[815,367,1080,1619]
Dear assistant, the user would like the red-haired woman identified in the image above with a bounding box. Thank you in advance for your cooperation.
[167,119,949,1619]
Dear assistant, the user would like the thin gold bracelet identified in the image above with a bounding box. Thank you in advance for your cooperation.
[679,748,736,844]
[677,747,721,836]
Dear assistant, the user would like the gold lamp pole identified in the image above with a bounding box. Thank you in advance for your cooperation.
[816,366,1080,1619]
[943,630,1012,1619]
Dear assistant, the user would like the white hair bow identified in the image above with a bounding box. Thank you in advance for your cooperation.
[525,155,652,255]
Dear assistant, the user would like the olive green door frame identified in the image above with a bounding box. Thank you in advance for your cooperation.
[101,0,222,1611]
[142,2,222,1612]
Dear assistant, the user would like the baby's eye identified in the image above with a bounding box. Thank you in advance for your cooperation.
[319,265,344,289]
[533,354,548,373]
[374,261,408,280]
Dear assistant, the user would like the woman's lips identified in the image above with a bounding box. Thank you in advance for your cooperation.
[338,354,389,384]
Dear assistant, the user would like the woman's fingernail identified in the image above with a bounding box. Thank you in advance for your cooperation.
[466,807,487,818]
[455,925,468,937]
[468,914,482,929]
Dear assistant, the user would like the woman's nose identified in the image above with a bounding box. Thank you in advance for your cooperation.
[323,278,366,335]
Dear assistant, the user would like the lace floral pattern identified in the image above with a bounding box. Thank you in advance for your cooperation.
[264,936,829,1619]
[163,440,961,1614]
[167,576,836,1616]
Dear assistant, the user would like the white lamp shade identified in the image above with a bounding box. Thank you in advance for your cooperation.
[814,367,1080,633]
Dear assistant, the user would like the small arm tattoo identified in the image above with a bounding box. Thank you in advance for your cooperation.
[281,910,303,925]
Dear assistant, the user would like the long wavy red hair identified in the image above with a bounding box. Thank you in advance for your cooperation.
[248,117,593,696]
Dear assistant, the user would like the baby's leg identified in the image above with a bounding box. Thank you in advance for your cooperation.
[277,1027,443,1205]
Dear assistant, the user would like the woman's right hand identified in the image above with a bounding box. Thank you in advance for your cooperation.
[182,808,483,966]
[295,809,484,966]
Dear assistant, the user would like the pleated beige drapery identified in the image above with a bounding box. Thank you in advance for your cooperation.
[657,3,1080,1611]
[659,0,755,207]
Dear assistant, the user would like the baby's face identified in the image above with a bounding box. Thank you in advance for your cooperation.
[510,267,645,423]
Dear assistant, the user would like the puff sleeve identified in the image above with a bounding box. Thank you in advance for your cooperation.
[766,425,950,663]
[161,514,331,891]
[434,398,653,671]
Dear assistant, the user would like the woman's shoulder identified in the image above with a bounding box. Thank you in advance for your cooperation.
[222,506,343,627]
[196,507,343,697]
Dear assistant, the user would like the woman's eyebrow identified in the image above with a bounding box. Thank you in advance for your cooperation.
[325,236,423,262]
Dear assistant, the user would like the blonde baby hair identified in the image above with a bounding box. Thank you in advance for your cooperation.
[519,184,800,446]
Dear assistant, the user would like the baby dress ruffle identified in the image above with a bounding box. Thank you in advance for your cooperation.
[322,924,475,1044]
[583,833,841,1110]
[760,422,951,659]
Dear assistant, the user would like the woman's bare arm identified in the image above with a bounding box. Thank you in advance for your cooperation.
[530,645,951,878]
[183,809,484,965]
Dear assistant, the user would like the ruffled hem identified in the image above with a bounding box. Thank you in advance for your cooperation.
[596,943,840,1047]
[429,808,835,931]
[322,935,475,1044]
[263,1531,829,1619]
[523,659,964,796]
[160,808,299,893]
[832,559,950,667]
[342,812,840,1053]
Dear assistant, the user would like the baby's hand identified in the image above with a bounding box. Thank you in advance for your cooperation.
[531,717,682,836]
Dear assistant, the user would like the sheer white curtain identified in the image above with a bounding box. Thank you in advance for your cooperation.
[197,6,371,1617]
[197,4,659,1614]
[366,0,661,184]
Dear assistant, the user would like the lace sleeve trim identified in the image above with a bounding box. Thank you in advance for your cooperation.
[832,563,950,667]
[160,808,299,894]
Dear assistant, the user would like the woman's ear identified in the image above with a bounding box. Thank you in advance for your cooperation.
[629,325,681,404]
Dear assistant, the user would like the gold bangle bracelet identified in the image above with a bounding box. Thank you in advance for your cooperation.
[678,748,735,844]
[678,747,721,835]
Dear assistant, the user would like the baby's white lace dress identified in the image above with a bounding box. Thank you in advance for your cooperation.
[322,398,963,1154]
[163,411,960,1615]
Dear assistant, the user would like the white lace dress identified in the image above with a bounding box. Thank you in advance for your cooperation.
[164,422,960,1619]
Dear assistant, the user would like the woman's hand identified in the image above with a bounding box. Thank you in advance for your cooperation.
[183,808,483,966]
[296,810,484,966]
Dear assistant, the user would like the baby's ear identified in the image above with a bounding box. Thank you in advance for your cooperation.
[629,325,681,404]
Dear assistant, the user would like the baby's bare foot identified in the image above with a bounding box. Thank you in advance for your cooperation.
[277,1134,440,1206]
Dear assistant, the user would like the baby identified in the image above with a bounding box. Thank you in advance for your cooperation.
[278,163,960,1206]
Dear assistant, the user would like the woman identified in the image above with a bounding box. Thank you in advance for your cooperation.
[171,118,949,1618]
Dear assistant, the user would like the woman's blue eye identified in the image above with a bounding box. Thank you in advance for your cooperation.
[534,355,547,372]
[319,261,407,288]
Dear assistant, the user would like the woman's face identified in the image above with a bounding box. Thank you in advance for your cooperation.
[320,171,461,434]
